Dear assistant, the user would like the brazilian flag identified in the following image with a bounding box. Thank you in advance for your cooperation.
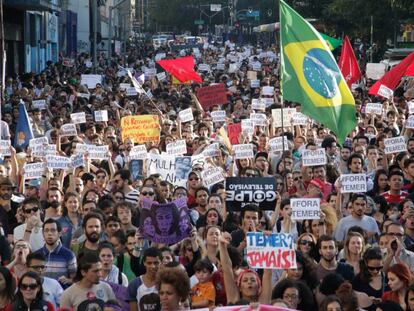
[279,0,356,144]
[319,32,343,51]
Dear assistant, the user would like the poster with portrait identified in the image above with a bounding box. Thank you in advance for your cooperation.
[140,197,191,245]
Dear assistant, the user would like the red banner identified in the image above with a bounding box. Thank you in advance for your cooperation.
[228,123,241,145]
[196,84,228,110]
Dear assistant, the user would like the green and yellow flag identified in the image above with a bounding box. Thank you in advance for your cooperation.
[279,0,356,144]
[319,32,343,51]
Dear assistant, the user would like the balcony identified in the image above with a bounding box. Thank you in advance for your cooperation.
[4,0,61,12]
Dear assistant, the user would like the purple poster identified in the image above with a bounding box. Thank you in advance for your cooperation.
[140,197,191,245]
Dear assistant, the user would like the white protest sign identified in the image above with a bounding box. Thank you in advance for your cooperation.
[251,99,266,110]
[71,112,86,124]
[155,53,166,61]
[46,155,71,170]
[216,63,225,70]
[250,113,267,126]
[378,84,393,99]
[291,198,320,220]
[262,86,274,96]
[60,124,77,137]
[263,97,274,107]
[211,111,226,123]
[268,136,289,153]
[156,72,166,81]
[0,140,11,157]
[302,148,327,166]
[228,63,239,73]
[203,143,221,158]
[81,74,102,89]
[408,101,414,114]
[29,137,48,157]
[198,64,210,72]
[252,62,262,71]
[384,136,407,154]
[45,144,57,156]
[78,93,90,99]
[365,103,383,115]
[406,115,414,129]
[32,100,46,110]
[233,144,254,159]
[144,68,157,77]
[272,108,296,127]
[94,110,108,122]
[250,80,260,88]
[126,87,138,96]
[119,83,130,90]
[292,112,308,125]
[24,162,46,180]
[166,140,187,156]
[129,145,148,160]
[178,108,194,123]
[75,144,109,160]
[70,154,84,168]
[202,167,225,187]
[366,63,386,80]
[241,119,254,135]
[340,174,367,193]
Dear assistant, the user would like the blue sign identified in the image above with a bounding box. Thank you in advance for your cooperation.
[246,10,260,17]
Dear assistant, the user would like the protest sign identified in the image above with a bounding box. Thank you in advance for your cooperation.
[406,115,414,129]
[366,63,386,80]
[126,87,138,96]
[156,72,166,81]
[70,154,84,168]
[129,145,148,160]
[263,98,274,107]
[196,84,227,110]
[129,160,144,182]
[198,64,210,72]
[140,197,191,245]
[78,93,90,99]
[62,58,74,67]
[32,100,46,110]
[0,140,11,157]
[166,140,187,156]
[241,119,254,135]
[225,177,277,211]
[211,111,226,123]
[119,83,130,90]
[262,86,274,96]
[378,84,393,99]
[178,108,194,123]
[29,137,48,157]
[246,232,296,269]
[46,155,71,170]
[75,144,109,160]
[144,68,157,77]
[216,63,225,70]
[148,154,188,188]
[247,71,257,80]
[365,103,383,115]
[121,115,160,144]
[94,110,108,122]
[302,148,327,166]
[291,198,320,220]
[155,53,166,61]
[340,174,367,193]
[272,108,296,127]
[60,124,77,137]
[233,144,254,159]
[85,60,92,68]
[384,136,407,154]
[81,74,102,89]
[45,144,57,156]
[202,143,221,158]
[408,101,414,115]
[292,112,308,125]
[24,162,46,180]
[268,136,289,153]
[252,62,262,71]
[251,99,266,111]
[202,167,225,188]
[71,112,86,124]
[250,113,267,126]
[250,80,260,88]
[228,123,241,144]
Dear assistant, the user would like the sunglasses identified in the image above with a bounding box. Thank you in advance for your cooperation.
[20,284,38,290]
[142,191,155,196]
[299,240,313,246]
[246,173,258,177]
[367,266,383,271]
[294,176,303,181]
[387,232,404,237]
[24,207,39,214]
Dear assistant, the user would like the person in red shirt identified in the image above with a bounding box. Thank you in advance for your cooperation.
[381,170,408,205]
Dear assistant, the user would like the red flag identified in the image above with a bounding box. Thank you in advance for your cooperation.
[156,56,202,83]
[338,36,362,87]
[369,51,414,98]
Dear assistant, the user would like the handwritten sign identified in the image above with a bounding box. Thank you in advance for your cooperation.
[252,99,266,110]
[211,111,226,123]
[250,113,267,126]
[250,80,260,88]
[384,136,406,154]
[166,140,187,156]
[129,145,148,160]
[121,115,160,144]
[302,148,327,166]
[340,174,367,193]
[75,144,109,160]
[378,84,393,99]
[365,103,383,115]
[202,167,225,188]
[70,154,84,168]
[80,74,102,89]
[94,110,108,122]
[196,84,227,110]
[178,108,194,123]
[233,144,254,159]
[272,108,296,127]
[291,198,321,220]
[262,86,274,96]
[406,115,414,129]
[241,119,254,135]
[71,112,86,124]
[246,232,296,269]
[203,143,221,158]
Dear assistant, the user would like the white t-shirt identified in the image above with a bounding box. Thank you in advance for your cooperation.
[13,223,45,252]
[43,276,63,308]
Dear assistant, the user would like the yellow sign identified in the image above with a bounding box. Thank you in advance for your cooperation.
[121,115,160,144]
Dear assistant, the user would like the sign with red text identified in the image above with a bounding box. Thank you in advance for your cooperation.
[121,115,160,144]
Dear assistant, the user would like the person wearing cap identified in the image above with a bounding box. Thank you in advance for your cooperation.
[306,178,325,200]
[312,166,333,201]
[254,152,271,177]
[24,179,41,199]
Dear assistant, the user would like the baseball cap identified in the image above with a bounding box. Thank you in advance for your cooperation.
[309,178,325,190]
[27,179,41,189]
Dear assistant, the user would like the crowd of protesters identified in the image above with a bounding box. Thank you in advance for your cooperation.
[0,37,414,311]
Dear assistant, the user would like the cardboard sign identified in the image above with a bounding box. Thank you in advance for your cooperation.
[121,115,160,144]
[384,136,406,154]
[378,84,393,99]
[60,124,77,137]
[406,115,414,129]
[94,110,108,122]
[0,140,11,157]
[252,99,266,110]
[302,148,327,166]
[246,232,296,269]
[228,123,242,144]
[29,137,48,157]
[211,111,226,123]
[178,108,194,123]
[71,112,86,124]
[70,154,84,168]
[233,144,254,159]
[129,145,148,160]
[203,143,221,158]
[292,112,308,125]
[166,140,187,156]
[32,100,46,110]
[340,174,367,193]
[291,198,321,220]
[196,84,227,109]
[46,155,71,170]
[225,177,277,211]
[366,63,386,80]
[250,113,267,126]
[80,74,102,89]
[268,136,289,152]
[247,71,257,80]
[262,86,274,96]
[24,162,46,180]
[365,103,383,115]
[140,197,190,244]
[147,154,189,187]
[250,80,260,88]
[272,108,296,127]
[202,167,225,187]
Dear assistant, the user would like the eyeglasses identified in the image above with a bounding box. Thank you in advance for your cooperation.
[15,244,28,249]
[367,266,383,271]
[283,294,298,300]
[142,191,155,196]
[30,265,46,271]
[24,207,39,214]
[20,283,38,290]
[387,232,404,237]
[299,240,313,246]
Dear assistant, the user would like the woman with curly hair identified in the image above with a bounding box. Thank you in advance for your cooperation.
[272,279,316,310]
[156,267,190,311]
[280,251,319,290]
